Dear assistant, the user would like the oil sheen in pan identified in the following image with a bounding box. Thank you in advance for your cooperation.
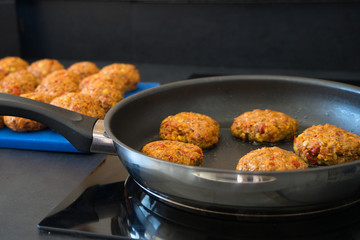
[201,128,296,170]
[142,127,304,171]
[141,111,322,171]
[203,110,321,170]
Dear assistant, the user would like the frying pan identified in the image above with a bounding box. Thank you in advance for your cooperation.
[2,75,360,215]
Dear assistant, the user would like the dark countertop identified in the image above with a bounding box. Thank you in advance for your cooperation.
[0,148,108,240]
[1,61,360,239]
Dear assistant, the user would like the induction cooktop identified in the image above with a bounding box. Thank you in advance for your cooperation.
[38,156,360,240]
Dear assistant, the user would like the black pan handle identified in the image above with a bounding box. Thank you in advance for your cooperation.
[0,93,97,153]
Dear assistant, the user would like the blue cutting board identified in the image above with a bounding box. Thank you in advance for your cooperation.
[0,82,160,152]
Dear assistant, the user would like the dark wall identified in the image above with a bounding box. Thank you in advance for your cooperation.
[14,1,360,72]
[0,0,20,57]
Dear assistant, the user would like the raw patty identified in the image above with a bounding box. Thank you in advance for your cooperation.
[50,92,106,119]
[99,63,140,92]
[79,72,125,91]
[159,112,220,149]
[0,70,39,130]
[236,146,308,171]
[231,109,298,143]
[35,70,80,97]
[141,140,204,166]
[27,58,64,81]
[80,73,125,112]
[3,92,53,132]
[0,70,38,95]
[293,124,360,165]
[0,56,28,75]
[0,71,5,81]
[67,61,100,79]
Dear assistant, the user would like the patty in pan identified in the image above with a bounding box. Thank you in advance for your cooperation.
[294,124,360,166]
[236,146,308,171]
[231,109,298,143]
[142,140,204,166]
[159,112,220,149]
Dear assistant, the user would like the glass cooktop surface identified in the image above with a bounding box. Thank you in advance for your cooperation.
[38,156,360,240]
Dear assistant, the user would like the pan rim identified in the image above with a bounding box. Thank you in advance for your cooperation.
[105,74,360,175]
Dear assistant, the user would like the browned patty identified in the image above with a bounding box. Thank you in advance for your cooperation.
[142,140,204,166]
[50,92,106,119]
[27,58,64,81]
[231,109,298,143]
[99,63,140,92]
[236,146,308,171]
[35,70,80,98]
[67,61,100,79]
[293,124,360,165]
[160,112,220,149]
[3,92,53,132]
[0,70,38,96]
[0,56,28,75]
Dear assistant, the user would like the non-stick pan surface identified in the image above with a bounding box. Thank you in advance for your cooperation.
[104,75,360,214]
[1,75,360,215]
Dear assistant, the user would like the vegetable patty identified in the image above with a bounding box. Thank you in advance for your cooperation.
[27,58,64,81]
[142,140,204,166]
[50,92,106,119]
[0,56,28,75]
[293,124,360,165]
[231,109,298,143]
[4,92,53,132]
[99,63,140,92]
[160,112,220,149]
[67,61,100,79]
[236,146,308,171]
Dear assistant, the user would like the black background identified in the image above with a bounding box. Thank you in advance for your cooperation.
[1,0,360,81]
